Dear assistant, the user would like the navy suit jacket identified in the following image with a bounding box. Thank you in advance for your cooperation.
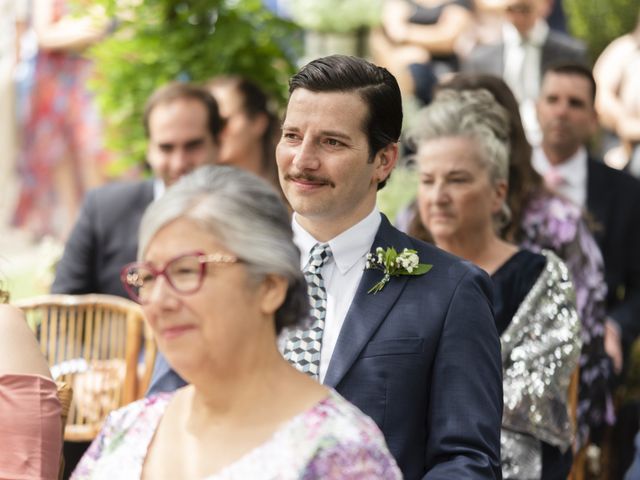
[462,30,587,79]
[586,158,640,350]
[148,215,503,479]
[52,180,155,297]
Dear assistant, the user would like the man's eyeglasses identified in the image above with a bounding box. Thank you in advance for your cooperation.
[120,251,239,304]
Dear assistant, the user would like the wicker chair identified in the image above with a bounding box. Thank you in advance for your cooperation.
[14,294,156,442]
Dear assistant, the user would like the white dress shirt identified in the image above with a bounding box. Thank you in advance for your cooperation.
[532,145,588,207]
[503,20,549,146]
[292,208,381,383]
[153,178,166,200]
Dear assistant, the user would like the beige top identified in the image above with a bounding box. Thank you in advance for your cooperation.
[595,34,640,120]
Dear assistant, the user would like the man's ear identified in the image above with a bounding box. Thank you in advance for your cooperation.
[373,143,399,185]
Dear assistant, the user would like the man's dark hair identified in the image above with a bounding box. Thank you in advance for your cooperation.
[289,55,403,189]
[543,62,597,104]
[143,82,224,143]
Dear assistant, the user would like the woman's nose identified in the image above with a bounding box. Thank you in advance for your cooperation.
[145,274,174,305]
[430,181,449,204]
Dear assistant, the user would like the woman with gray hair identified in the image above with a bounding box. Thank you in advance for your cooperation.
[71,165,401,478]
[408,89,581,479]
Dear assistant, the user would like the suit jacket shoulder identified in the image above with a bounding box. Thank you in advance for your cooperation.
[462,42,503,77]
[52,179,155,296]
[87,180,155,226]
[543,30,588,66]
[586,157,640,341]
[587,156,640,222]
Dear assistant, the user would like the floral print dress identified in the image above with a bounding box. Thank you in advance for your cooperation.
[519,192,614,445]
[71,389,401,479]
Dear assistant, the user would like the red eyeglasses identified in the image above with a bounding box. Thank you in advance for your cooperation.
[120,251,239,304]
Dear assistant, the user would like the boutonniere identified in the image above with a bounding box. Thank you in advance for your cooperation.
[365,247,433,294]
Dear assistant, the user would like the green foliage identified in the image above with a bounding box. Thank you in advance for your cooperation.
[377,166,417,222]
[564,0,639,63]
[89,0,302,174]
[287,0,383,33]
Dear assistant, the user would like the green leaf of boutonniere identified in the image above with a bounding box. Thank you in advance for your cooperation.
[365,247,433,294]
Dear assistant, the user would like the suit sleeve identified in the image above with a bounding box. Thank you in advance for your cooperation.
[146,352,187,396]
[424,266,503,480]
[51,191,98,294]
[610,192,640,348]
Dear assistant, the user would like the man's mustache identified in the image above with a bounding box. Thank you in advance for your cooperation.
[284,172,336,188]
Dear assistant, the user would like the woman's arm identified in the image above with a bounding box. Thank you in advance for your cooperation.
[0,305,51,378]
[594,36,634,134]
[382,1,473,55]
[33,0,109,52]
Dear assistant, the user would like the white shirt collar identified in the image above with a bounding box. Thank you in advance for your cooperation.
[153,178,166,200]
[532,146,588,181]
[292,208,381,274]
[503,19,549,47]
[532,145,588,205]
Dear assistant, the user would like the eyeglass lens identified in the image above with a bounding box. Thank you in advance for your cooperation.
[124,254,204,302]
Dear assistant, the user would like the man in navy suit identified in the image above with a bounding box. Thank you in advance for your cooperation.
[147,56,503,479]
[533,63,640,373]
[277,55,502,479]
[52,82,223,297]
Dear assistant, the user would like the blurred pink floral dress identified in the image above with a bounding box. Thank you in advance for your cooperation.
[71,390,401,479]
[13,0,110,238]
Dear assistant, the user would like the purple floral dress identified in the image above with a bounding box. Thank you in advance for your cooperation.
[516,193,614,445]
[71,389,401,479]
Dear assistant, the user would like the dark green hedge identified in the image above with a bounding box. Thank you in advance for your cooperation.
[564,0,638,63]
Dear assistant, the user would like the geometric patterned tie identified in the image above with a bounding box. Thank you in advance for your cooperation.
[282,242,332,379]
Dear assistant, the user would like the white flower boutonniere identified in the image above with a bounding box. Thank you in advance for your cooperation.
[365,247,433,294]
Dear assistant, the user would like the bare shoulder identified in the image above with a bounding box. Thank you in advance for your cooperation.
[0,304,28,329]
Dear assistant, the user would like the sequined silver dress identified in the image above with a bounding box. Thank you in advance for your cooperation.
[500,250,581,479]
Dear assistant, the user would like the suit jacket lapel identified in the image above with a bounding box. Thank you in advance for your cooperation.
[323,215,412,388]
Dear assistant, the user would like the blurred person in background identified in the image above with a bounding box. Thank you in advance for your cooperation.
[593,10,640,176]
[408,88,580,478]
[13,0,114,239]
[463,0,587,144]
[206,75,281,189]
[52,82,222,297]
[533,64,640,369]
[398,72,614,448]
[370,0,474,105]
[0,0,28,227]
